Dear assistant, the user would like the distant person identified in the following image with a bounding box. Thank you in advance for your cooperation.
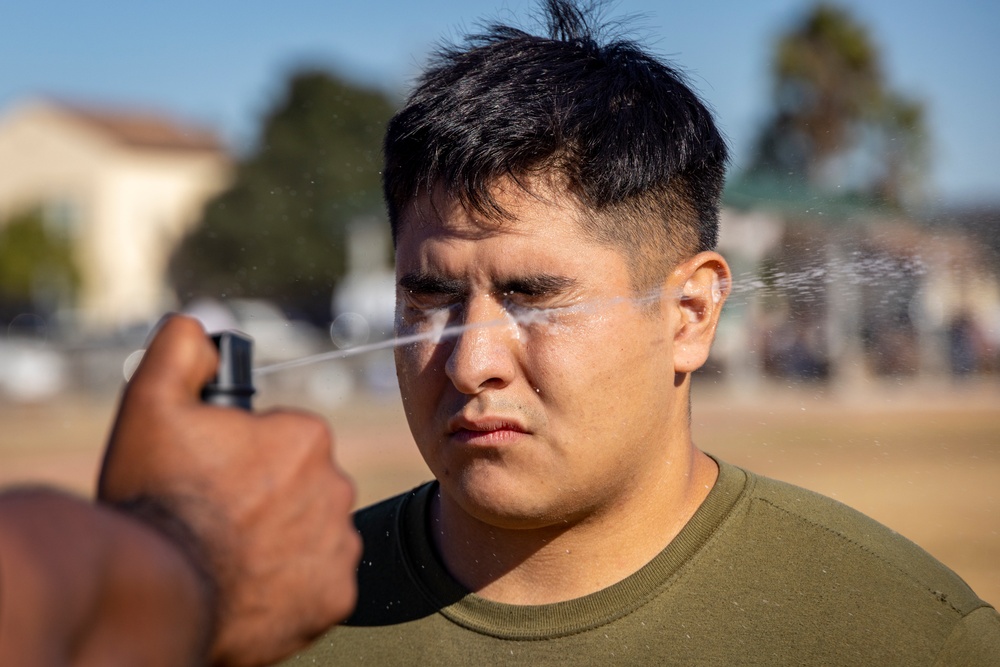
[948,311,983,376]
[0,315,360,666]
[283,1,1000,664]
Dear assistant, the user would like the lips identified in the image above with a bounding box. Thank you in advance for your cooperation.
[447,415,529,446]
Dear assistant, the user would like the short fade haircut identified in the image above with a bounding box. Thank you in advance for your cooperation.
[383,0,729,289]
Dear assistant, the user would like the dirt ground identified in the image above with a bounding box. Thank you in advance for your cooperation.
[1,377,997,607]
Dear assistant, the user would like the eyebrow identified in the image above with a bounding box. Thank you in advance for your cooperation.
[398,272,467,297]
[496,274,577,296]
[399,272,577,298]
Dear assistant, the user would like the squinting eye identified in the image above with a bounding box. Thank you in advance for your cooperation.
[502,293,538,309]
[500,290,561,311]
[403,291,458,313]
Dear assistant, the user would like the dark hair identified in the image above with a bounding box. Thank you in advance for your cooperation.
[383,0,729,287]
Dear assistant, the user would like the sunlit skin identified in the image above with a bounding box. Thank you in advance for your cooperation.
[393,179,731,604]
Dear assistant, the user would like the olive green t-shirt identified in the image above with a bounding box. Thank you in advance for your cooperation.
[284,460,1000,665]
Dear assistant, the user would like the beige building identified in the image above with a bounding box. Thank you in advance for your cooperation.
[0,99,231,331]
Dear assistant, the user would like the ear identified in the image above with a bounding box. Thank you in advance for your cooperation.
[667,251,731,374]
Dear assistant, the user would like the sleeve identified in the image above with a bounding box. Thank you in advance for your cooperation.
[932,605,1000,667]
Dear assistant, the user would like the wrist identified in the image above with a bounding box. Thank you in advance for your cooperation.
[0,489,216,667]
[105,495,218,659]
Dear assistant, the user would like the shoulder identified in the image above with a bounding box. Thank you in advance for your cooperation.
[737,466,987,616]
[353,484,427,536]
[351,483,432,576]
[347,483,446,626]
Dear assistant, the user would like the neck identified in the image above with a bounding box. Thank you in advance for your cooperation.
[431,445,718,605]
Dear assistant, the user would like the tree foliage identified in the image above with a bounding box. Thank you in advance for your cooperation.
[0,208,79,317]
[746,3,927,209]
[170,69,397,323]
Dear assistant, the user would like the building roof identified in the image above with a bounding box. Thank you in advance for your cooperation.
[55,102,224,153]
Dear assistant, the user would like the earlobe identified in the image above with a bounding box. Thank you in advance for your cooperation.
[670,252,731,374]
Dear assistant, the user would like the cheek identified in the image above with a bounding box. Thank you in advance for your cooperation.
[394,304,455,384]
[395,341,446,393]
[526,312,667,406]
[394,344,442,442]
[520,317,613,401]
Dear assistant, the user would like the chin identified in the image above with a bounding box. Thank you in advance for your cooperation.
[445,467,575,530]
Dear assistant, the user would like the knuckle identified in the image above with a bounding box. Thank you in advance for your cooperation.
[121,375,165,409]
[267,409,333,450]
[325,471,357,514]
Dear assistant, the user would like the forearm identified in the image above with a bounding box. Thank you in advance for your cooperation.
[0,488,210,667]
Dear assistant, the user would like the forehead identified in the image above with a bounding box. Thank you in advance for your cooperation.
[392,182,637,291]
[395,179,586,249]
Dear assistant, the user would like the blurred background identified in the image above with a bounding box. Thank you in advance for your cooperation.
[1,1,997,604]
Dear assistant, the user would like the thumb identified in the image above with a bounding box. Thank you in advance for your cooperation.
[127,315,219,408]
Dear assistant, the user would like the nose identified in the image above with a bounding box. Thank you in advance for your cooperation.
[445,294,519,394]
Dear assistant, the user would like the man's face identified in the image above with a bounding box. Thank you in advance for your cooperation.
[393,182,691,529]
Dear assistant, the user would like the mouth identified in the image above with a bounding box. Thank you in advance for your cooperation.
[447,416,529,446]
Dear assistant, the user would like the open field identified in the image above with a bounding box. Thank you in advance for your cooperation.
[2,378,998,606]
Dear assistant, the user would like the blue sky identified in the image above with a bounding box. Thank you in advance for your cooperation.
[2,0,997,205]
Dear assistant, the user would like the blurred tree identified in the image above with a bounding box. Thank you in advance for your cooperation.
[170,69,397,323]
[745,3,927,209]
[0,208,79,321]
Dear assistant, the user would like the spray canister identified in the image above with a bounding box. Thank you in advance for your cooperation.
[201,331,255,411]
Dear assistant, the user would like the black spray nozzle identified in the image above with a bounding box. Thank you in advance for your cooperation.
[202,330,255,411]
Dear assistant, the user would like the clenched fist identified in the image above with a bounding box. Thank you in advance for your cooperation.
[99,315,361,666]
